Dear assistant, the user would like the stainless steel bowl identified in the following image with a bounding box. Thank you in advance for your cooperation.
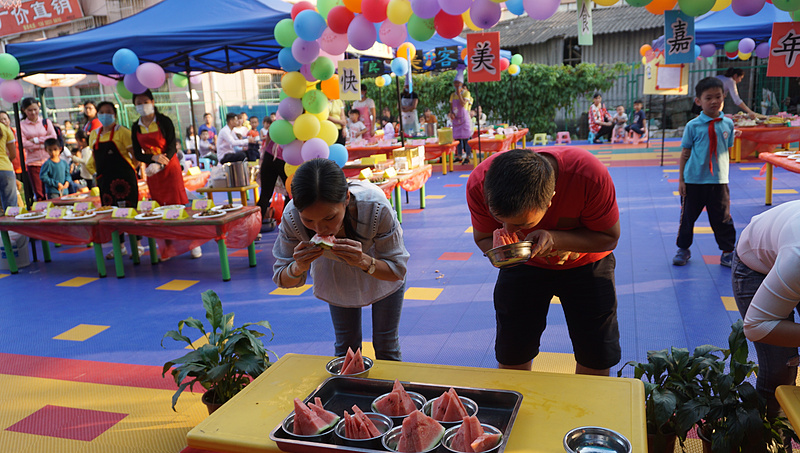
[325,355,374,378]
[334,412,393,448]
[484,241,533,268]
[421,396,479,427]
[381,424,442,453]
[563,426,631,453]
[371,391,427,423]
[442,423,503,453]
[280,412,336,440]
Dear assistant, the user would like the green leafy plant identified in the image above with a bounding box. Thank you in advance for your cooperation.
[161,289,276,411]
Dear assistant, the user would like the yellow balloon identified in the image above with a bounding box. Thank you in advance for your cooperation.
[594,0,619,5]
[376,76,386,87]
[489,0,505,2]
[507,64,520,75]
[313,108,330,122]
[294,113,321,141]
[282,72,307,99]
[387,0,412,25]
[462,10,481,31]
[711,0,731,11]
[642,56,647,65]
[738,51,751,61]
[284,164,299,177]
[397,42,416,60]
[317,120,339,145]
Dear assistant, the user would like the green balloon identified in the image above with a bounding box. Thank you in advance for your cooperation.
[269,119,296,145]
[510,54,523,66]
[172,73,188,87]
[302,89,328,114]
[317,0,343,18]
[793,9,800,20]
[275,18,298,48]
[310,57,335,82]
[0,53,20,80]
[279,90,289,101]
[678,0,715,16]
[774,0,800,11]
[116,80,133,99]
[407,14,435,42]
[724,40,739,54]
[625,0,652,6]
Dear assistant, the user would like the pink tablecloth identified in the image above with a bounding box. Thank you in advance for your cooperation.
[759,152,800,173]
[0,215,113,245]
[738,126,800,159]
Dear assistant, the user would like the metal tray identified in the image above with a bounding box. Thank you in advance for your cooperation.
[269,376,523,453]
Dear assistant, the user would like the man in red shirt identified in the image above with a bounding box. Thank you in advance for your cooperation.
[466,147,621,376]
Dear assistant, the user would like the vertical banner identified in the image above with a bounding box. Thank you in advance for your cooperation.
[664,10,695,64]
[768,22,800,77]
[467,32,501,83]
[338,59,361,101]
[577,0,593,46]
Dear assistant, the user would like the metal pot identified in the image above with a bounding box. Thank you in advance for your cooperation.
[224,161,250,187]
[424,122,438,138]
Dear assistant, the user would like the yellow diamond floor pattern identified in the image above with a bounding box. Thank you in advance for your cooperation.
[57,277,99,287]
[156,280,199,291]
[270,284,312,296]
[53,324,110,342]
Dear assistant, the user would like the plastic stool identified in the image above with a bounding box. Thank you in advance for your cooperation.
[611,131,625,144]
[625,129,648,145]
[556,131,571,144]
[184,154,197,168]
[199,157,212,170]
[532,133,547,146]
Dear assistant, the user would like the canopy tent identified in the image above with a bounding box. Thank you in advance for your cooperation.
[6,0,291,75]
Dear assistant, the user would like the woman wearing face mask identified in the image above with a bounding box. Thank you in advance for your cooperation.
[89,101,138,209]
[130,89,187,206]
[20,97,57,200]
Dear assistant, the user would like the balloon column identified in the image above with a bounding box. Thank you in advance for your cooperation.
[108,48,171,98]
[0,53,22,103]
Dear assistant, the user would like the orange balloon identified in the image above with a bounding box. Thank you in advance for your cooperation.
[461,47,468,62]
[321,74,340,100]
[645,0,677,14]
[397,42,416,60]
[344,0,362,13]
[285,173,294,198]
[639,44,652,56]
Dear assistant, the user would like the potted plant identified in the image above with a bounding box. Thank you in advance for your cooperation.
[161,289,277,413]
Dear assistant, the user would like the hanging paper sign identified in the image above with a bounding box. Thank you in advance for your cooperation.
[467,32,501,83]
[409,50,425,74]
[361,60,385,78]
[435,46,459,71]
[577,0,593,46]
[338,59,361,101]
[768,22,800,77]
[643,51,689,95]
[664,11,695,65]
[0,0,84,38]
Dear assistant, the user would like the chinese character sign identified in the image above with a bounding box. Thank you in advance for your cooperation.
[577,0,593,46]
[664,11,695,64]
[467,32,501,83]
[435,46,459,70]
[768,22,800,77]
[361,60,385,77]
[409,50,424,74]
[338,59,361,101]
[0,0,83,38]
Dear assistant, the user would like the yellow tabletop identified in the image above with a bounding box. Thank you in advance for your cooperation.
[187,354,646,452]
[776,385,800,429]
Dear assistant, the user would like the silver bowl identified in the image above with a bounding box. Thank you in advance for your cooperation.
[334,412,393,448]
[421,396,479,427]
[484,241,533,268]
[281,412,337,441]
[381,424,442,453]
[325,355,374,378]
[442,423,503,453]
[563,426,631,453]
[371,391,427,423]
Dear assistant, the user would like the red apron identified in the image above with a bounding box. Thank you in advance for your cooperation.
[137,123,188,205]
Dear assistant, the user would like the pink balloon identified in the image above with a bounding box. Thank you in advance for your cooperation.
[98,74,119,87]
[731,0,765,16]
[411,0,440,19]
[470,0,501,30]
[282,140,305,166]
[135,62,166,89]
[189,72,202,84]
[292,38,321,64]
[438,0,470,15]
[319,28,349,55]
[754,42,770,59]
[523,0,559,20]
[348,15,377,51]
[124,72,147,95]
[278,97,304,121]
[0,80,23,103]
[301,138,330,161]
[300,63,316,82]
[379,20,408,48]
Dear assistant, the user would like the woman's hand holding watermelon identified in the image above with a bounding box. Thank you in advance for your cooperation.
[330,238,368,269]
[292,241,324,273]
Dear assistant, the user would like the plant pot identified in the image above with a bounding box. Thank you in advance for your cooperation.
[201,389,224,415]
[696,425,768,453]
[647,431,677,453]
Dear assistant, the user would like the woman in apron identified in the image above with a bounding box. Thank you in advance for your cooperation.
[449,68,473,164]
[353,83,376,140]
[131,89,188,206]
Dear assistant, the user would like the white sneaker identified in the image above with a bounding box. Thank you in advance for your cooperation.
[129,245,145,259]
[106,245,128,260]
[191,247,202,259]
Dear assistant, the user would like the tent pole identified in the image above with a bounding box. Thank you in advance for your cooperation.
[660,94,666,167]
[185,69,199,153]
[396,75,405,148]
[476,84,481,163]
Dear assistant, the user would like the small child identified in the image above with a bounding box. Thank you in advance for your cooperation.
[246,116,261,161]
[612,105,627,140]
[346,109,366,142]
[673,77,736,267]
[40,138,74,199]
[626,100,646,137]
[381,116,395,141]
[260,116,271,142]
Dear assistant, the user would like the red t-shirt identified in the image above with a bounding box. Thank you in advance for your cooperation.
[466,147,619,270]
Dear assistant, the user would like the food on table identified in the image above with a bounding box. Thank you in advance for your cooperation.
[450,416,501,453]
[369,174,387,184]
[292,397,340,436]
[340,346,365,375]
[492,228,520,248]
[343,404,381,439]
[96,206,114,212]
[219,203,235,210]
[197,210,220,217]
[431,388,468,422]
[396,410,444,452]
[373,379,418,417]
[310,234,336,250]
[140,210,160,218]
[69,210,92,217]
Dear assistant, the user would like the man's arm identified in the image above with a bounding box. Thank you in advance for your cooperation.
[678,147,691,197]
[545,220,620,254]
[473,229,494,254]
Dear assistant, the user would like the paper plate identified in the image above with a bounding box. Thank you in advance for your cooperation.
[134,213,162,221]
[63,212,97,220]
[16,212,46,220]
[94,206,115,214]
[211,203,243,212]
[61,193,90,200]
[193,211,226,219]
[775,151,794,156]
[154,204,186,211]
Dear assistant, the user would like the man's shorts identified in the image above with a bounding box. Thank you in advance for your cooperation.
[493,253,621,370]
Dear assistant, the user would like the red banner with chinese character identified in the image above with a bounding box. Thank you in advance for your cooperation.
[0,0,84,38]
[768,22,800,77]
[466,32,501,83]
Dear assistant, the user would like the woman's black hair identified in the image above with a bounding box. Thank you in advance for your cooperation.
[186,125,195,136]
[96,101,117,115]
[724,67,744,78]
[21,97,38,111]
[292,158,362,240]
[592,93,602,100]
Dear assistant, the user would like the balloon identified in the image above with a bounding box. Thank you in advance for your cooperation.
[317,0,344,17]
[387,0,413,23]
[348,14,377,50]
[434,10,463,38]
[462,10,481,31]
[773,0,800,11]
[499,58,510,71]
[738,38,755,54]
[524,0,559,19]
[278,47,303,72]
[506,0,525,14]
[738,51,752,60]
[723,41,741,55]
[278,97,304,121]
[329,143,349,167]
[321,75,340,99]
[294,113,321,141]
[678,0,715,15]
[282,140,305,165]
[362,0,390,22]
[116,80,133,99]
[793,9,800,20]
[282,71,308,98]
[317,120,339,145]
[511,54,523,65]
[391,57,409,76]
[112,48,139,75]
[301,138,330,161]
[595,0,619,4]
[699,43,716,57]
[275,19,298,48]
[640,44,652,56]
[292,39,321,65]
[0,54,19,80]
[397,42,417,60]
[313,108,330,122]
[189,71,202,85]
[726,50,738,59]
[626,0,653,5]
[279,90,288,101]
[731,0,765,15]
[319,28,350,55]
[382,74,392,85]
[285,173,294,197]
[376,75,386,86]
[135,62,166,89]
[694,44,702,58]
[310,57,334,82]
[644,0,677,14]
[291,1,315,19]
[284,163,299,177]
[299,63,316,82]
[508,64,520,76]
[123,73,147,95]
[438,0,470,15]
[461,47,468,62]
[711,0,730,9]
[302,89,329,114]
[344,0,362,12]
[407,14,435,41]
[411,0,440,18]
[470,0,501,29]
[0,80,23,103]
[754,42,770,59]
[99,74,119,87]
[379,20,408,47]
[295,10,327,41]
[270,120,297,145]
[328,6,355,34]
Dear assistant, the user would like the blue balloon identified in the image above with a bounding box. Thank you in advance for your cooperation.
[112,48,139,75]
[391,58,408,76]
[329,143,348,168]
[505,0,525,15]
[694,44,702,59]
[382,74,392,85]
[294,10,327,42]
[278,47,302,72]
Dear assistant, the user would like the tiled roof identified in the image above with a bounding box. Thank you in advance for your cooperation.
[469,6,663,47]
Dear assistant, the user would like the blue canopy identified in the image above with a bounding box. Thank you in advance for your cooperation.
[7,0,291,75]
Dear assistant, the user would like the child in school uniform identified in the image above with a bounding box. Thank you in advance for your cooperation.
[40,138,74,199]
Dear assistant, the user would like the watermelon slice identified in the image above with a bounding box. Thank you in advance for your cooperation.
[308,397,340,425]
[373,380,417,416]
[352,405,381,437]
[292,398,331,436]
[311,234,336,249]
[431,391,451,421]
[442,388,468,422]
[492,228,520,248]
[341,347,365,375]
[396,410,444,452]
[470,433,502,453]
[449,415,485,452]
[340,347,355,374]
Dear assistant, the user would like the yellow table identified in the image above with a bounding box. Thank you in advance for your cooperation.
[776,385,800,430]
[186,354,646,453]
[196,183,259,206]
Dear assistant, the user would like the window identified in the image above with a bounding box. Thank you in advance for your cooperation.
[563,38,582,66]
[257,73,280,102]
[78,85,101,103]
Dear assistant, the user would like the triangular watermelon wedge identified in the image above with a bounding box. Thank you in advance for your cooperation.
[374,380,417,416]
[449,415,484,452]
[471,433,502,453]
[340,347,355,375]
[431,391,451,421]
[344,411,355,438]
[293,398,334,436]
[341,347,365,375]
[352,405,381,437]
[442,388,468,422]
[396,410,444,453]
[307,397,340,426]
